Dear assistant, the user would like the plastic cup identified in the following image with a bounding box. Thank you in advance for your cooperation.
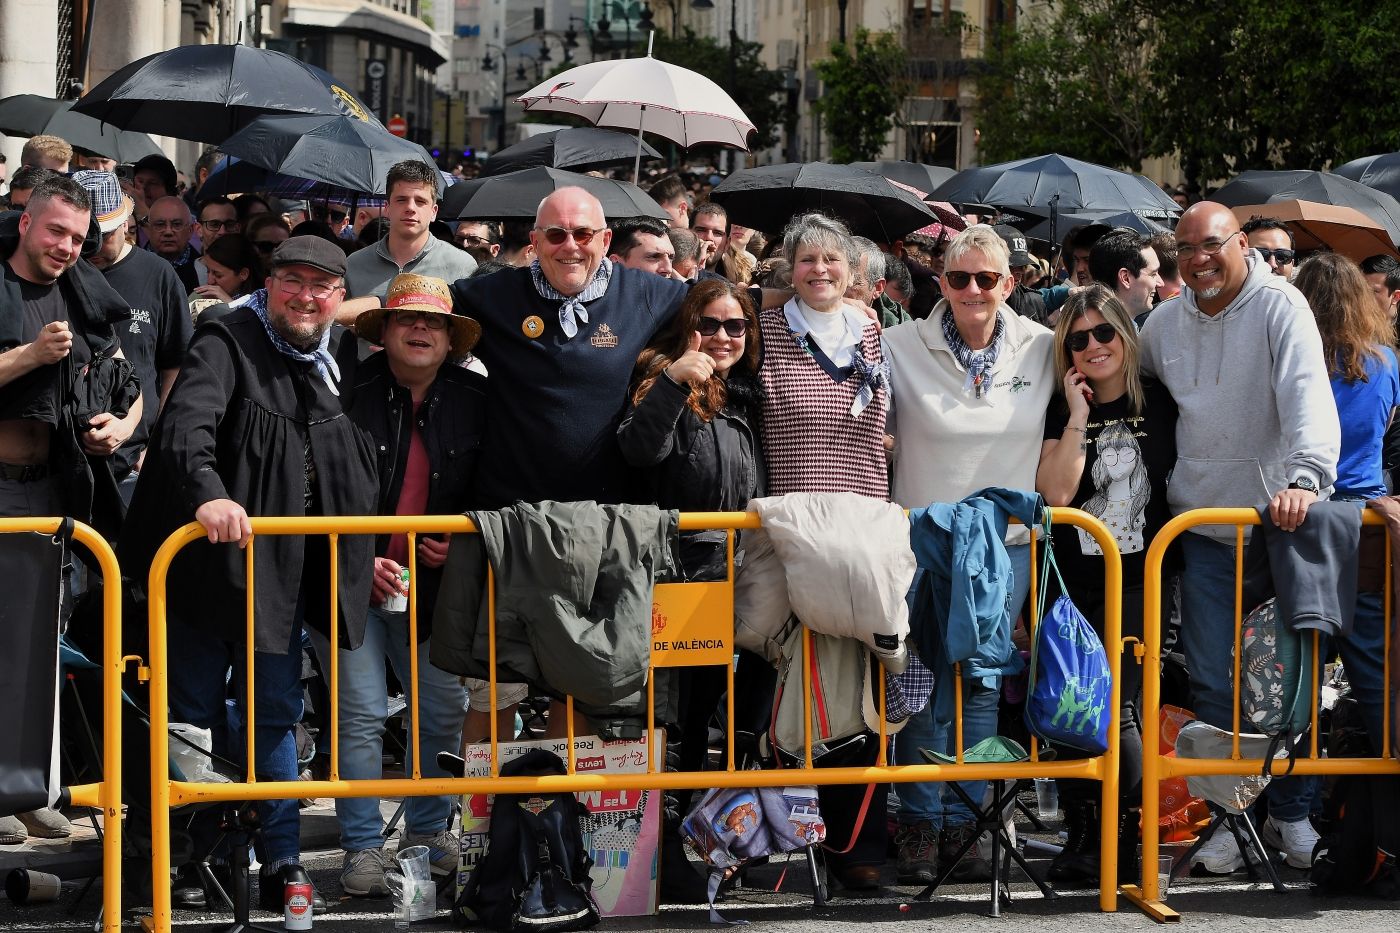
[1034,778,1059,819]
[396,844,432,882]
[1158,854,1174,898]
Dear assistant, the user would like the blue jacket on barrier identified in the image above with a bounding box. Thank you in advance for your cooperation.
[908,486,1044,725]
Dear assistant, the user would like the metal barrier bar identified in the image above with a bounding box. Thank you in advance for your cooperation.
[145,508,1124,930]
[0,518,124,933]
[1124,508,1400,923]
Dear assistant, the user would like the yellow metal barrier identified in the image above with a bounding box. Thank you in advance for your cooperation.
[0,518,125,933]
[1124,508,1400,922]
[144,508,1125,931]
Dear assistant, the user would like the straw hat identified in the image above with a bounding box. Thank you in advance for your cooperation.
[355,272,480,356]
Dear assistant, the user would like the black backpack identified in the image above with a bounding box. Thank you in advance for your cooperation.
[1310,773,1400,900]
[454,750,600,931]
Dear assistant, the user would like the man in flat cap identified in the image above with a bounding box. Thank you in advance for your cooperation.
[120,235,378,912]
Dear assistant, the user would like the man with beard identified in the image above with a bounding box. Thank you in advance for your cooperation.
[1139,201,1338,875]
[120,236,377,913]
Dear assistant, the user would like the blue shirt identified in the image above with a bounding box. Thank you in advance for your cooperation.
[1331,345,1400,498]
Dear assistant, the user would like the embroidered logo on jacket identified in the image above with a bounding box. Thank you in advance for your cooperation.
[590,323,619,348]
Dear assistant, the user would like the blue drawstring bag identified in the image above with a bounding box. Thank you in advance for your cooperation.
[1025,514,1112,755]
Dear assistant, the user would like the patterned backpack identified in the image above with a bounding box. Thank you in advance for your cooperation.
[1232,597,1314,773]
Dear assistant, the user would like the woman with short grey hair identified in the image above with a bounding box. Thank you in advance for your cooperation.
[758,211,892,889]
[880,223,1057,885]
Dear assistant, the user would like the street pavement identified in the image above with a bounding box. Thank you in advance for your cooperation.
[3,795,1397,931]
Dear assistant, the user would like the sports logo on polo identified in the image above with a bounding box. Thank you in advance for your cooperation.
[590,322,619,348]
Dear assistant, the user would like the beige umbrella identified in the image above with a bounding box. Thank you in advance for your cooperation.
[1230,201,1398,261]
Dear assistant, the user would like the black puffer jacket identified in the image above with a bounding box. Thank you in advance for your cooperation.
[617,371,762,580]
[348,351,487,636]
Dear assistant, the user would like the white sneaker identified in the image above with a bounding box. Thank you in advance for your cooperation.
[1261,815,1319,869]
[1189,825,1252,874]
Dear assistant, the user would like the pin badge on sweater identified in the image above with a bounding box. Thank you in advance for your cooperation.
[522,315,544,339]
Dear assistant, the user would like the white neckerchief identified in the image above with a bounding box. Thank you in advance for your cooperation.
[786,298,863,368]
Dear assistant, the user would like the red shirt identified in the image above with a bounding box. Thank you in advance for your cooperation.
[385,401,430,567]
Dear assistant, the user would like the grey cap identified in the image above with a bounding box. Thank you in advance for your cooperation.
[270,235,346,277]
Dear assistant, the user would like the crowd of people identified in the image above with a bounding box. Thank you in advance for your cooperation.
[1,133,1395,915]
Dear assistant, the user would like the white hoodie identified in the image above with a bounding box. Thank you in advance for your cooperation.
[1139,251,1340,538]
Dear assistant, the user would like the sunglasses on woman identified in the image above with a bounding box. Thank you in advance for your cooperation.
[943,270,1005,290]
[697,316,747,337]
[1065,323,1119,353]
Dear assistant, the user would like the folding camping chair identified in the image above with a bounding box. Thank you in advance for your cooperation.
[916,736,1058,915]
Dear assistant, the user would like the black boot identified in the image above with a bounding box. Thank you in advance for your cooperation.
[1049,799,1099,883]
[658,820,710,904]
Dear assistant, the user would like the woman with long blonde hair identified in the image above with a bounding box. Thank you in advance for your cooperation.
[1035,284,1179,884]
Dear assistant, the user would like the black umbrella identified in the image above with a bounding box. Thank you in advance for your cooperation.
[931,153,1182,216]
[72,44,381,144]
[217,114,436,196]
[1334,153,1400,202]
[442,166,670,222]
[1211,170,1400,245]
[708,162,936,242]
[480,128,662,178]
[850,160,955,194]
[0,94,162,163]
[1011,209,1170,242]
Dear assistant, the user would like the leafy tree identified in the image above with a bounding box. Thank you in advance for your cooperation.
[974,0,1161,170]
[1152,3,1400,185]
[813,29,910,164]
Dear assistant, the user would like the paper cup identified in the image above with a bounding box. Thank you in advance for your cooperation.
[6,869,63,905]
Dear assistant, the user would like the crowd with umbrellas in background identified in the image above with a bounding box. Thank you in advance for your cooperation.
[4,33,1400,930]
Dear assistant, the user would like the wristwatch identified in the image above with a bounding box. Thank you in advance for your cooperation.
[1287,476,1319,494]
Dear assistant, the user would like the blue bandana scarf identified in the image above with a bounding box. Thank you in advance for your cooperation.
[941,307,1005,399]
[247,288,342,397]
[849,352,890,417]
[529,257,613,339]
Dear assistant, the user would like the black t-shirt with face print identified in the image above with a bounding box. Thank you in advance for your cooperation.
[1043,379,1178,590]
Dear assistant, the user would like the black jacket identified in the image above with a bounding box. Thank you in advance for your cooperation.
[119,304,377,653]
[617,371,762,580]
[348,351,486,635]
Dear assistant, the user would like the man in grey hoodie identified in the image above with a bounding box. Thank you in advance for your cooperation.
[1138,201,1340,873]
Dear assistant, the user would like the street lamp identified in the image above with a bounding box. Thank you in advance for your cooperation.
[481,43,509,152]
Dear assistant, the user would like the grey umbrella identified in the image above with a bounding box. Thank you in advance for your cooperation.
[480,128,662,178]
[0,94,162,163]
[850,160,956,193]
[1335,153,1400,202]
[217,114,436,196]
[442,167,669,221]
[931,153,1182,215]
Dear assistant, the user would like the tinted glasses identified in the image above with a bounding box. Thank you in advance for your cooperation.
[943,270,1004,290]
[536,225,602,246]
[253,239,280,254]
[1254,247,1296,265]
[1065,322,1119,353]
[393,309,448,330]
[698,316,747,338]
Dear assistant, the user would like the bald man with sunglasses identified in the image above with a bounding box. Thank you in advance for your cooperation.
[448,187,690,509]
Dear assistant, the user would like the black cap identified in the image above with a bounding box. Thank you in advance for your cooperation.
[992,224,1033,268]
[271,235,346,277]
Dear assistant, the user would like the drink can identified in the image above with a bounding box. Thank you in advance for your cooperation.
[284,875,314,930]
[383,567,410,613]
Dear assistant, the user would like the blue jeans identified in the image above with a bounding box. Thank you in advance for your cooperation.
[310,607,466,853]
[896,543,1031,828]
[1178,534,1311,821]
[167,619,305,869]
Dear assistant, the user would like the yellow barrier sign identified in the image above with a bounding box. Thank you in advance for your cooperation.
[649,581,733,667]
